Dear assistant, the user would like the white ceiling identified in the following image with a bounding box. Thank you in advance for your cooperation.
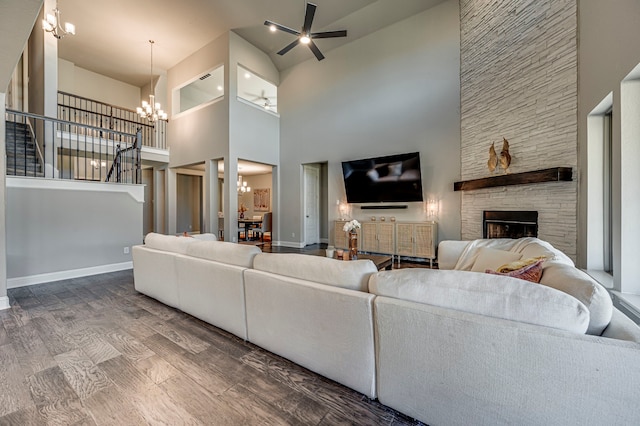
[56,0,446,88]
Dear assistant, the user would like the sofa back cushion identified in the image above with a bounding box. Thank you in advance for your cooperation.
[369,269,590,334]
[539,263,612,335]
[252,253,377,292]
[192,233,218,241]
[186,240,261,268]
[144,232,197,254]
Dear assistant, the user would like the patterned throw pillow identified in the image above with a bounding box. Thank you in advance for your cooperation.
[486,257,546,283]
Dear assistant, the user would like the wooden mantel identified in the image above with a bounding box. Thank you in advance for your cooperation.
[453,167,572,191]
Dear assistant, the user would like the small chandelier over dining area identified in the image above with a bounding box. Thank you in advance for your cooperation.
[42,2,75,39]
[237,175,251,194]
[137,40,168,122]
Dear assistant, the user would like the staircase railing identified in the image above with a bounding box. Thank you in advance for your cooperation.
[5,109,141,183]
[57,91,166,150]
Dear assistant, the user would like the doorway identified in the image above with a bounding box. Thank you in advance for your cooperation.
[176,173,203,234]
[303,162,328,245]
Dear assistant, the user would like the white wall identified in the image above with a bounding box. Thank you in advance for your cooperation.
[58,59,141,110]
[167,33,230,168]
[578,0,640,289]
[278,0,461,247]
[5,178,143,286]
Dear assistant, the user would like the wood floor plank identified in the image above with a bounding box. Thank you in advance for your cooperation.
[121,319,156,341]
[140,316,210,354]
[134,354,180,384]
[0,343,34,416]
[71,329,121,365]
[98,355,155,396]
[128,384,204,426]
[0,324,8,346]
[143,334,235,396]
[174,316,252,359]
[238,373,329,425]
[218,383,294,425]
[6,322,57,375]
[0,404,45,426]
[31,314,78,356]
[54,349,112,400]
[103,328,154,362]
[27,366,90,424]
[159,373,247,425]
[83,384,147,426]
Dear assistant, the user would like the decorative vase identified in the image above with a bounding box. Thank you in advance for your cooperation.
[240,211,244,219]
[348,231,358,260]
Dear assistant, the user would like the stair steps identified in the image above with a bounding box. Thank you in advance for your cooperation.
[5,121,44,177]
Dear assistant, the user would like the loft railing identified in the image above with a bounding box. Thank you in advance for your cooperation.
[5,109,141,184]
[57,91,166,150]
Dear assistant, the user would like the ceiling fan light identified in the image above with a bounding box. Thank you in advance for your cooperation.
[269,24,277,32]
[300,34,311,44]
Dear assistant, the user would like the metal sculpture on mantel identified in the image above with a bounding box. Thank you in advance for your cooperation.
[487,142,498,173]
[487,138,512,174]
[500,137,512,172]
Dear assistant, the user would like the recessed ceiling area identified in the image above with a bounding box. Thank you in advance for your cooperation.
[56,0,447,87]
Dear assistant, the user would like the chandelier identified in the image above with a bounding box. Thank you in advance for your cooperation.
[42,3,75,39]
[237,175,251,194]
[137,40,168,122]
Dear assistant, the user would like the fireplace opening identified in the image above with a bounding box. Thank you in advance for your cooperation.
[483,211,538,239]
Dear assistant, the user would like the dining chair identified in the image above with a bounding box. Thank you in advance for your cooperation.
[254,212,272,243]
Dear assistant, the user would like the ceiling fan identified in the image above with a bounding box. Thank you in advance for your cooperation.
[264,2,347,61]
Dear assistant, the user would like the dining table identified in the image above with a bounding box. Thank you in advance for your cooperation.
[238,218,263,241]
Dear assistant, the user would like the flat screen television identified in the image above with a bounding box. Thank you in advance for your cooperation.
[341,152,423,203]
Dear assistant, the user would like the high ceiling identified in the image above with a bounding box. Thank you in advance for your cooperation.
[55,0,446,88]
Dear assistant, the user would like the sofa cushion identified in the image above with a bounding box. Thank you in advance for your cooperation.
[369,269,590,334]
[192,233,218,241]
[539,263,612,335]
[144,232,197,254]
[252,253,377,292]
[470,247,522,272]
[185,240,261,268]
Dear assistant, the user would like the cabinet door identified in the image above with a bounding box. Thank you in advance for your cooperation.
[334,220,348,249]
[396,223,415,256]
[377,223,395,254]
[361,222,378,252]
[414,224,435,258]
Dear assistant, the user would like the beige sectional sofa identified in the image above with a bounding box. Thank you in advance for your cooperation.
[132,234,640,425]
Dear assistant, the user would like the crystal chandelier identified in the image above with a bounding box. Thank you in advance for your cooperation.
[237,175,251,194]
[42,3,75,39]
[137,40,168,122]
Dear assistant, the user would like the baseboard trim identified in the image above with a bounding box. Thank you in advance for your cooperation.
[0,296,10,310]
[7,262,133,289]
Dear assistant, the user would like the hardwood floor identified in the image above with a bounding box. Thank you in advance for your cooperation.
[0,270,425,425]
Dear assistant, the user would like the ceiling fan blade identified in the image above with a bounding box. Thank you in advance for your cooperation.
[264,20,300,36]
[302,3,317,34]
[277,39,300,56]
[308,40,325,61]
[311,30,347,39]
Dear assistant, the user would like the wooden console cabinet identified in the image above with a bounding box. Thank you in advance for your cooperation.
[361,222,395,255]
[395,221,437,266]
[333,220,437,266]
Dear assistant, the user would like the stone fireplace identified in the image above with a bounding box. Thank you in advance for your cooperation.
[483,211,538,239]
[459,0,578,260]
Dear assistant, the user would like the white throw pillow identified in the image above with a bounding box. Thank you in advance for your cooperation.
[470,247,522,272]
